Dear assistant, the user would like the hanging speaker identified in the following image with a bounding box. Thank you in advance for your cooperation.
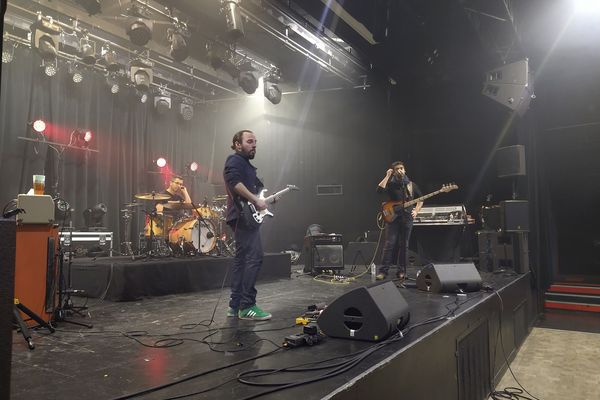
[318,281,410,342]
[496,145,526,177]
[416,263,482,293]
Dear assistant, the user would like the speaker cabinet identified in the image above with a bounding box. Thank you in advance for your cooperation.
[416,263,482,293]
[496,145,526,177]
[303,235,344,272]
[0,219,16,400]
[477,231,529,273]
[500,200,529,232]
[318,281,410,342]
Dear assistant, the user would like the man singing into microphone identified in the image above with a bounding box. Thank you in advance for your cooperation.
[376,161,423,281]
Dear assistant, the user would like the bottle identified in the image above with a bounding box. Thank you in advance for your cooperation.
[370,262,377,282]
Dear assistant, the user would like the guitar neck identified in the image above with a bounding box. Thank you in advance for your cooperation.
[264,187,293,204]
[404,189,444,208]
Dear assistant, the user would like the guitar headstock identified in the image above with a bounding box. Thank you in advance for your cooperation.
[287,184,300,191]
[441,183,459,192]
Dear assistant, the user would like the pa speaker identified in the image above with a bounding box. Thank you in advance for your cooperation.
[318,281,410,342]
[496,145,526,178]
[500,200,529,232]
[416,263,482,293]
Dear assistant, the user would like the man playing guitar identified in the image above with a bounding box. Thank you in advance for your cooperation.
[376,161,423,281]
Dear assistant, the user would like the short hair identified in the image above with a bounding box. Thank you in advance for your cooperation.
[391,161,405,168]
[231,129,254,150]
[171,175,184,182]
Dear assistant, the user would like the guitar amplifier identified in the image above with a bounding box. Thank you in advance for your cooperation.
[303,234,344,273]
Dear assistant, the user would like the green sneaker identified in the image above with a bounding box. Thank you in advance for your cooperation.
[238,305,272,321]
[227,307,238,317]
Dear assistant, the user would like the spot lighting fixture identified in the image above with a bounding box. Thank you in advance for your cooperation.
[2,39,14,64]
[75,0,102,16]
[126,5,153,46]
[167,26,189,62]
[264,68,282,104]
[70,63,84,83]
[32,119,46,134]
[72,129,93,148]
[79,37,97,66]
[156,157,167,168]
[83,203,107,228]
[43,59,58,77]
[101,43,119,72]
[180,102,194,121]
[238,71,258,94]
[30,15,61,61]
[188,161,199,173]
[140,92,149,104]
[106,74,120,94]
[130,60,153,91]
[154,93,172,114]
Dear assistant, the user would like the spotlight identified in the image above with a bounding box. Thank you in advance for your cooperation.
[106,74,120,94]
[54,198,72,222]
[180,103,194,121]
[130,60,153,91]
[79,37,96,65]
[101,44,119,72]
[69,63,84,83]
[264,82,282,104]
[72,129,93,148]
[222,0,245,42]
[167,27,189,62]
[239,71,258,94]
[189,161,199,172]
[154,94,171,114]
[126,6,153,47]
[140,92,149,103]
[43,59,58,77]
[83,203,107,228]
[32,119,46,133]
[2,40,14,64]
[30,16,61,61]
[75,0,102,16]
[156,157,167,168]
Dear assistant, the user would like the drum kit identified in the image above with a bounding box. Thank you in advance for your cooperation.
[119,192,233,258]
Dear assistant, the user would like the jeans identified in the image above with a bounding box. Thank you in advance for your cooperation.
[380,216,413,275]
[228,220,263,310]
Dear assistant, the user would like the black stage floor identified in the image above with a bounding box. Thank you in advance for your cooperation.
[10,265,537,400]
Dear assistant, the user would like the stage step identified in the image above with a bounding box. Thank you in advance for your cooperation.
[545,283,600,313]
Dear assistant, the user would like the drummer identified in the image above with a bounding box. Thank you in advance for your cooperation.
[156,175,192,216]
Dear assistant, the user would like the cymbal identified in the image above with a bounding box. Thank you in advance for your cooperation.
[213,195,228,201]
[135,192,171,201]
[123,202,142,207]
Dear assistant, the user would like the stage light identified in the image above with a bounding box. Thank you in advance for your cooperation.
[140,92,149,103]
[189,161,199,172]
[264,68,282,104]
[69,63,84,83]
[222,0,245,41]
[101,44,119,72]
[83,130,93,143]
[43,59,58,77]
[239,71,258,94]
[30,16,61,61]
[2,40,14,64]
[156,157,167,168]
[75,0,102,16]
[126,4,153,47]
[154,94,171,114]
[167,27,189,62]
[33,120,46,133]
[130,60,153,91]
[106,74,120,94]
[83,203,107,228]
[72,129,93,148]
[180,103,194,121]
[79,37,96,65]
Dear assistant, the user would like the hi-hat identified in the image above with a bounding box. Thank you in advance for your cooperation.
[123,202,142,207]
[135,192,171,201]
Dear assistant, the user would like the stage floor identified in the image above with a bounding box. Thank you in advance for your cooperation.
[10,265,536,400]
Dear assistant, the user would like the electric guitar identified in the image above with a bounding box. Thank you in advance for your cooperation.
[381,183,458,223]
[241,185,300,228]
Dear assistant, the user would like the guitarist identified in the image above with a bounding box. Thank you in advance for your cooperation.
[223,129,271,321]
[376,161,423,281]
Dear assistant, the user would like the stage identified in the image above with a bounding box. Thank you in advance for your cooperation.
[10,265,537,400]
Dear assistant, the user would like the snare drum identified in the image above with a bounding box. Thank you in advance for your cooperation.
[192,206,218,220]
[168,218,217,254]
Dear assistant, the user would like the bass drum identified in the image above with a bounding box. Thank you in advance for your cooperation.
[168,218,216,254]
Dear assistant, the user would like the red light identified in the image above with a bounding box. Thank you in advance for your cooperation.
[83,131,93,142]
[156,157,167,168]
[189,161,199,172]
[33,120,46,133]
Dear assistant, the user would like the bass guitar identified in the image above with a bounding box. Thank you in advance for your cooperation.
[381,183,458,223]
[241,185,300,228]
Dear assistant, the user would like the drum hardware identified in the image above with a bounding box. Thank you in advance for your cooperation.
[120,207,135,259]
[134,192,173,258]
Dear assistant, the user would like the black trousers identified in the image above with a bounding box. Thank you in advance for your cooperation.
[380,216,413,274]
[228,220,263,310]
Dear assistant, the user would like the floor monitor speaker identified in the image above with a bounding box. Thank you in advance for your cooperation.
[318,280,410,342]
[416,263,482,293]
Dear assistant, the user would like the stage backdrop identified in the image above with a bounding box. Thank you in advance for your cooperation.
[0,47,401,253]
